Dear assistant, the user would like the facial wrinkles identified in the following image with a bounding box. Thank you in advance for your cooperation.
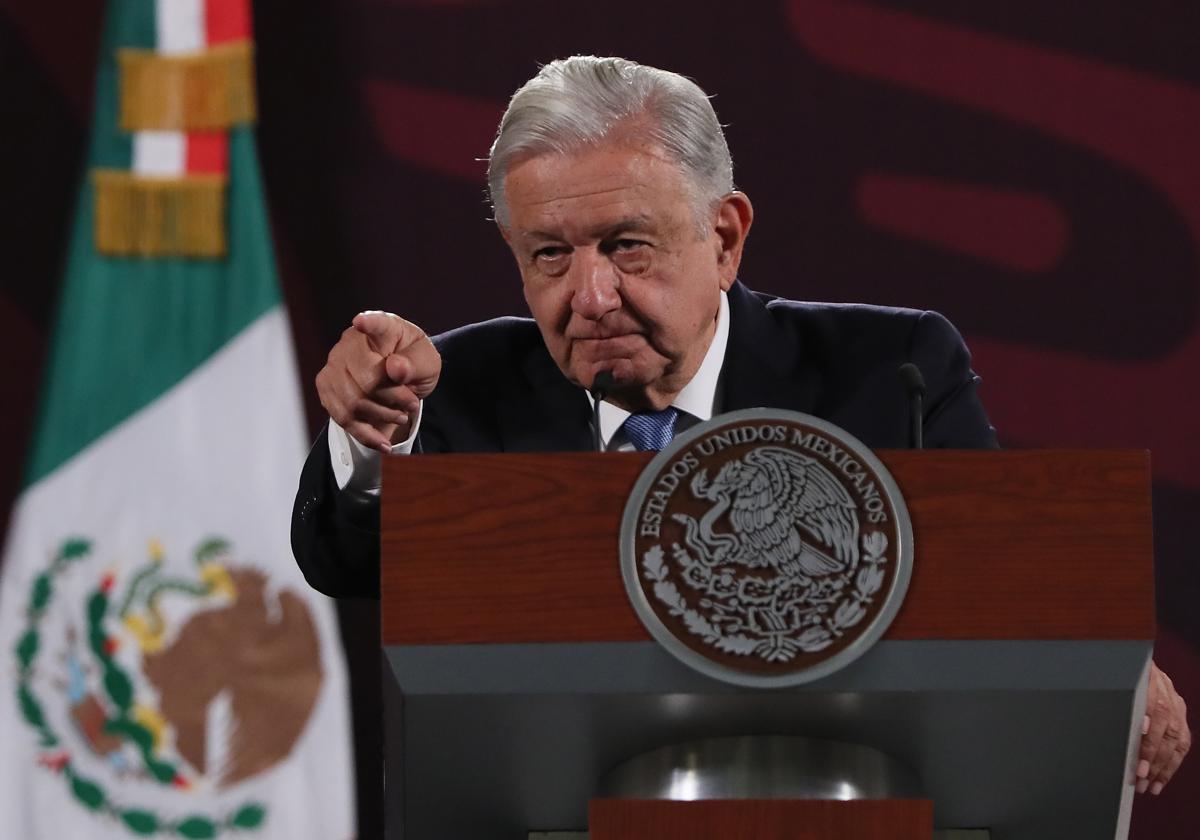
[525,209,661,344]
[528,181,637,213]
[556,220,699,362]
[567,271,705,375]
[526,196,651,253]
[507,143,723,403]
[516,149,661,228]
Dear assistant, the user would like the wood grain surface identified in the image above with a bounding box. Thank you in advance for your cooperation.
[588,798,933,840]
[381,451,1154,644]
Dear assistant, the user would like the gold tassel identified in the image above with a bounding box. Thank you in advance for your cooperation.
[93,170,227,258]
[118,41,256,131]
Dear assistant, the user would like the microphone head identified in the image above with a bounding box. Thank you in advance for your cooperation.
[898,362,927,396]
[590,369,615,399]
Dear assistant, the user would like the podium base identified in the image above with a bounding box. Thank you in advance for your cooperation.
[598,736,921,800]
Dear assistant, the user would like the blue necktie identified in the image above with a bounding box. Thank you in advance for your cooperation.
[622,408,680,452]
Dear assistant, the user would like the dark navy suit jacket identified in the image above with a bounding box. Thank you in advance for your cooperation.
[291,282,997,597]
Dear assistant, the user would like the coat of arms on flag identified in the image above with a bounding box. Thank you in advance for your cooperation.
[0,0,355,837]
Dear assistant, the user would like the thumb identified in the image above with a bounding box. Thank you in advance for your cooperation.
[383,332,440,394]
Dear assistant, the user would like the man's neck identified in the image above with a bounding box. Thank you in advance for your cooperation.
[598,290,730,448]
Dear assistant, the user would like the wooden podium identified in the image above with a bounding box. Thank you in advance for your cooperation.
[380,450,1154,840]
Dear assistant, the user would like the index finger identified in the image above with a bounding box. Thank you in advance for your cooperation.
[352,310,411,354]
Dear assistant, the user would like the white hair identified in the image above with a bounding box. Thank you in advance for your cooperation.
[487,55,735,228]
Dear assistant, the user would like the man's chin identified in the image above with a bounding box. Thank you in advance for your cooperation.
[569,359,648,391]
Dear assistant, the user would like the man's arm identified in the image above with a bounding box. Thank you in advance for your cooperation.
[291,311,442,598]
[292,429,382,597]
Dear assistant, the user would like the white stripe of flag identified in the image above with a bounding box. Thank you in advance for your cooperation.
[132,0,207,177]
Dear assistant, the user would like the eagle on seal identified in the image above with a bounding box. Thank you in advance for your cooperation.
[672,446,860,582]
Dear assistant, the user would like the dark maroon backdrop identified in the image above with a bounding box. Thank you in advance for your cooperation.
[3,1,1198,836]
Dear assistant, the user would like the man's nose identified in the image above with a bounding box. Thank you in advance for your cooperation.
[569,249,621,320]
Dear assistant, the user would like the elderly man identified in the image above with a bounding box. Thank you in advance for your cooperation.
[291,56,1188,794]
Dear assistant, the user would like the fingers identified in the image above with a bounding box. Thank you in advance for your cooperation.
[351,310,441,396]
[352,310,411,355]
[372,382,422,414]
[315,331,385,426]
[341,418,401,454]
[321,371,420,453]
[350,397,412,430]
[1137,661,1192,795]
[318,377,403,455]
[316,313,440,454]
[385,335,442,396]
[1138,690,1168,793]
[1149,682,1190,794]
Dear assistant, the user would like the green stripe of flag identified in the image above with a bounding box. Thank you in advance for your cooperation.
[90,0,151,171]
[24,1,283,487]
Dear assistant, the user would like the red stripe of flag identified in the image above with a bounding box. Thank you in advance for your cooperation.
[185,131,228,174]
[206,0,252,45]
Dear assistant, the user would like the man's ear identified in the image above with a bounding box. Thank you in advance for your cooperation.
[714,192,754,290]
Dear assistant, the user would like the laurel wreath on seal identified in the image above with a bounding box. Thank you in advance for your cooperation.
[13,538,267,837]
[642,530,889,662]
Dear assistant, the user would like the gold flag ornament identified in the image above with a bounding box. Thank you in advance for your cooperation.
[118,41,256,132]
[93,170,228,258]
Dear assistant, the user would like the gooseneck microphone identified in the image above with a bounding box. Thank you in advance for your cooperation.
[898,362,926,450]
[590,370,615,452]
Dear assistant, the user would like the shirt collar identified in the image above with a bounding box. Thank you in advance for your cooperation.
[597,290,729,449]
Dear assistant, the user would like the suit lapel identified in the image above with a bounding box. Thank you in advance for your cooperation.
[498,345,594,452]
[719,282,819,415]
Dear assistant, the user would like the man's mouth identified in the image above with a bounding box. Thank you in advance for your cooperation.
[571,334,645,357]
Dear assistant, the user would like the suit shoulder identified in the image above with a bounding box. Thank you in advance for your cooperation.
[758,296,945,352]
[740,288,993,447]
[432,315,541,357]
[763,296,926,326]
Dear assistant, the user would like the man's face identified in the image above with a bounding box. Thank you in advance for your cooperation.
[501,140,752,411]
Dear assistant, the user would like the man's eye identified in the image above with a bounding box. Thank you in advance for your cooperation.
[534,247,567,261]
[613,239,646,251]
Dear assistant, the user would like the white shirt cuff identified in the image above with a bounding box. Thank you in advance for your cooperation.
[327,402,423,497]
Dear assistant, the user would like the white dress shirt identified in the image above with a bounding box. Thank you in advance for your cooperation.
[598,289,728,450]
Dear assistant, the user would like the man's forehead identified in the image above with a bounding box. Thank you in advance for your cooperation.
[504,144,692,235]
[513,212,657,243]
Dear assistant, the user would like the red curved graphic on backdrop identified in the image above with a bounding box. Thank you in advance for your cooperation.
[362,79,502,181]
[855,174,1069,273]
[788,0,1200,484]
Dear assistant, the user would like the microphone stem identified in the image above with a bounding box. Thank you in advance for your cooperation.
[590,371,614,452]
[593,388,604,452]
[910,392,923,450]
[898,363,926,450]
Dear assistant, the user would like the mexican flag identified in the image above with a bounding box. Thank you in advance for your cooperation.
[0,1,355,838]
